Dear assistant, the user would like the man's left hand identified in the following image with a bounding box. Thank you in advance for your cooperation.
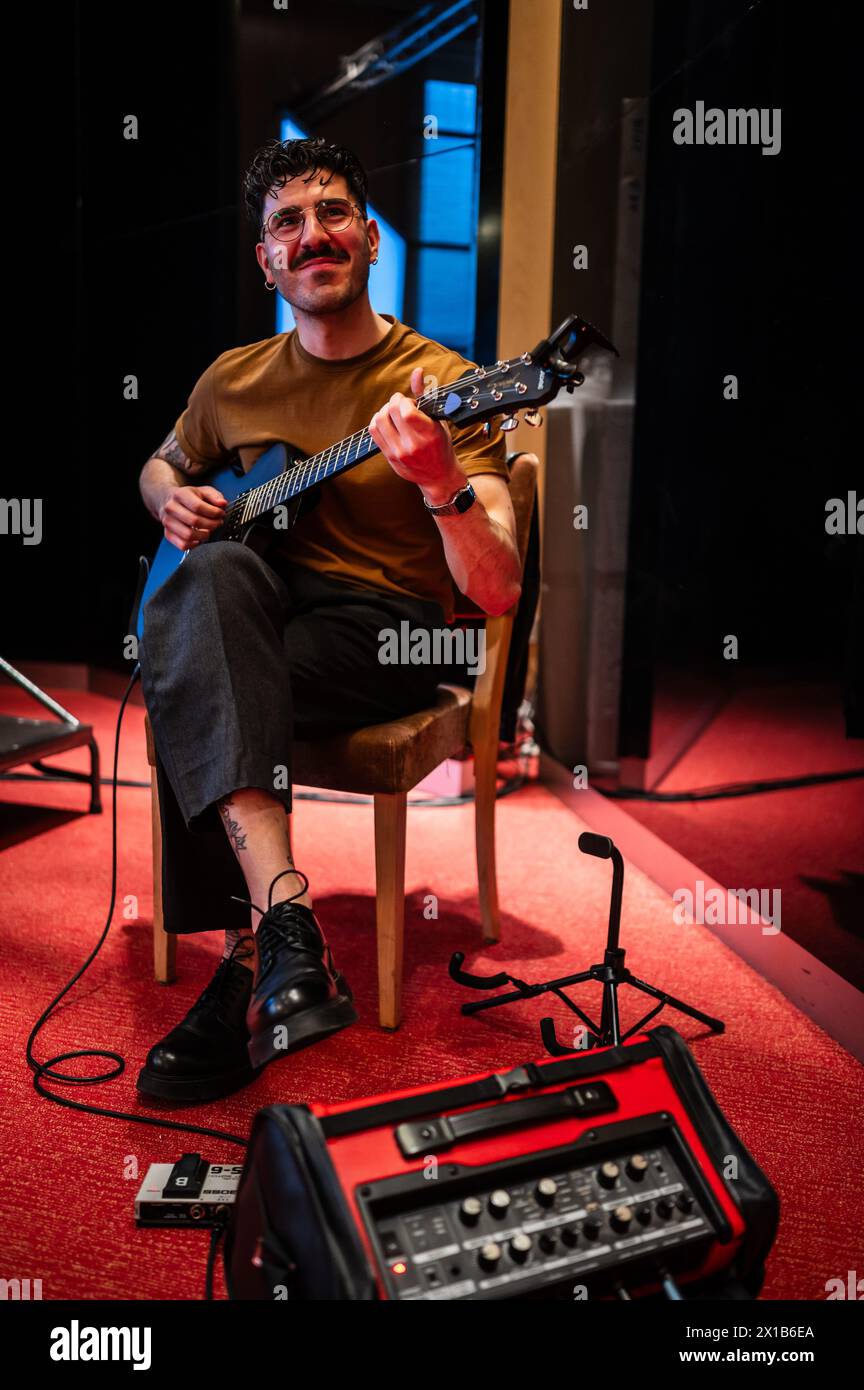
[368,366,467,506]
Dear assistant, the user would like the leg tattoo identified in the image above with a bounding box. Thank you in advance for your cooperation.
[218,799,248,854]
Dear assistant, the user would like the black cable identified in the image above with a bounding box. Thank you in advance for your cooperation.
[292,771,527,809]
[25,662,248,1151]
[1,772,526,805]
[205,1223,228,1301]
[598,767,864,803]
[1,771,151,789]
[9,758,859,804]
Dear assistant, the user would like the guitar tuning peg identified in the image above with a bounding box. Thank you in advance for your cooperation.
[500,414,520,432]
[523,409,543,428]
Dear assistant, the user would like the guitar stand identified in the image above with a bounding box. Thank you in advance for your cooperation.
[449,832,724,1056]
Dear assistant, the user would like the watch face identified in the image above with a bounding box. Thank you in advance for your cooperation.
[454,484,475,513]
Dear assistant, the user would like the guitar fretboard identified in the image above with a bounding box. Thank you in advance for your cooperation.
[233,424,381,528]
[225,372,493,533]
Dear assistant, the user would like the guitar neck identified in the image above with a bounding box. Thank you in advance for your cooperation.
[223,314,618,533]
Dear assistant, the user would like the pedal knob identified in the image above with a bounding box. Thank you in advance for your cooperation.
[597,1161,620,1189]
[459,1196,483,1226]
[539,1231,558,1254]
[488,1188,511,1216]
[655,1197,674,1220]
[509,1233,533,1263]
[535,1177,558,1207]
[677,1191,695,1213]
[610,1204,634,1234]
[626,1154,649,1181]
[560,1225,579,1248]
[583,1214,604,1240]
[478,1242,502,1271]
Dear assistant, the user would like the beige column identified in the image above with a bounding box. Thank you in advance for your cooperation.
[496,0,564,511]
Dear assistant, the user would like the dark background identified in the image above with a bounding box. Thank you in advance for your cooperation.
[5,0,505,668]
[4,0,859,745]
[616,0,859,751]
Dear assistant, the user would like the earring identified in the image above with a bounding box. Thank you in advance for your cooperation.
[265,280,277,291]
[371,255,378,265]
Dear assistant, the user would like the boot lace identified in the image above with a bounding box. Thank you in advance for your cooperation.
[231,870,325,980]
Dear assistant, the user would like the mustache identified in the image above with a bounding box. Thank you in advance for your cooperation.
[291,249,351,270]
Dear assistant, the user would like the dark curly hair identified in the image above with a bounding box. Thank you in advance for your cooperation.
[242,136,369,234]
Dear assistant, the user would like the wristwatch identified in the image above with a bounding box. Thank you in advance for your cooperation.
[423,481,476,517]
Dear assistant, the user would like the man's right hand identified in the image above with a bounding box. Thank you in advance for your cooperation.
[159,484,228,551]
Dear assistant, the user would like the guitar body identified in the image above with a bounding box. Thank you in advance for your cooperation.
[137,442,316,638]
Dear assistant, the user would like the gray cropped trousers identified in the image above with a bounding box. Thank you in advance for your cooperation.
[138,541,447,935]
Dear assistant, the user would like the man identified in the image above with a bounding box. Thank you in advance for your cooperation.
[136,136,521,1103]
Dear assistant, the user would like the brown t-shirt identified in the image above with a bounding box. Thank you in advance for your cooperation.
[174,313,509,621]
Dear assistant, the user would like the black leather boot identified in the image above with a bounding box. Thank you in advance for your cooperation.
[136,939,260,1102]
[243,870,357,1071]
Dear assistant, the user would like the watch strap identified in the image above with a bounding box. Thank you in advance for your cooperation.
[423,481,476,516]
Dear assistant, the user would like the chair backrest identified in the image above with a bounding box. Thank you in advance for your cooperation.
[447,451,538,749]
[508,450,540,571]
[452,450,539,620]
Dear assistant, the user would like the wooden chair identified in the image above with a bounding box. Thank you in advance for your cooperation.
[145,450,539,1028]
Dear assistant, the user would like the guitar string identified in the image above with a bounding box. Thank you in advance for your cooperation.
[229,359,522,529]
[234,367,501,525]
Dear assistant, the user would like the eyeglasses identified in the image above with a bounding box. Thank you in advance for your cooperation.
[261,198,365,243]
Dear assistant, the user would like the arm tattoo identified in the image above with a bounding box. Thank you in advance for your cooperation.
[219,801,248,854]
[153,428,196,475]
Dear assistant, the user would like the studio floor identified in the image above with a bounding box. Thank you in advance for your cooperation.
[615,671,864,991]
[0,687,862,1300]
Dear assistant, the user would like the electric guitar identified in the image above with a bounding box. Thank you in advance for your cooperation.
[136,313,617,638]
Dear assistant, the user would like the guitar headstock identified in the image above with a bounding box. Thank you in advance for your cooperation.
[424,313,619,434]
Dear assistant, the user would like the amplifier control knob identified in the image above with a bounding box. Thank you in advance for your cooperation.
[560,1225,580,1248]
[459,1196,483,1225]
[488,1189,511,1216]
[655,1197,674,1220]
[583,1214,604,1240]
[478,1242,503,1271]
[677,1191,694,1213]
[626,1153,649,1181]
[539,1231,558,1254]
[535,1177,558,1206]
[597,1161,620,1189]
[509,1233,533,1263]
[636,1204,652,1226]
[610,1204,634,1234]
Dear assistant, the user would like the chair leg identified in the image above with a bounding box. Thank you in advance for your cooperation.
[374,791,407,1030]
[150,764,176,984]
[473,738,501,942]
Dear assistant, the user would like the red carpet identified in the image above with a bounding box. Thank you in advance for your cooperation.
[1,688,862,1300]
[617,675,864,989]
